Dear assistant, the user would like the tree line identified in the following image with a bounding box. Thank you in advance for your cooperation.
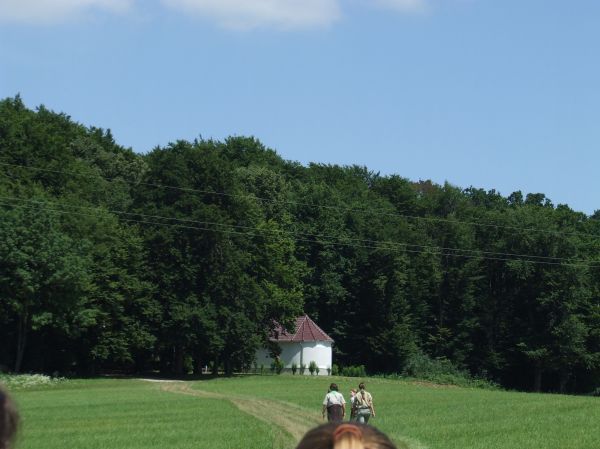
[0,96,599,393]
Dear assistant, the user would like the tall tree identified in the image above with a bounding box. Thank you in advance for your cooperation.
[0,196,91,372]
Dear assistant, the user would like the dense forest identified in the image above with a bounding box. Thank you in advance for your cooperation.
[0,96,599,393]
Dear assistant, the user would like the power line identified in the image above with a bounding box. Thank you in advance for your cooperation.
[1,159,598,240]
[1,197,598,268]
[0,194,589,263]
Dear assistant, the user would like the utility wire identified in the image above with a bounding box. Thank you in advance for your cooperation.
[0,194,588,263]
[1,197,598,268]
[1,160,598,240]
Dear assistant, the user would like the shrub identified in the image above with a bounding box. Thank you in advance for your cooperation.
[183,355,194,374]
[308,361,317,375]
[0,374,66,390]
[402,351,457,378]
[341,365,367,377]
[271,359,284,375]
[291,362,298,375]
[401,351,498,389]
[327,366,331,376]
[300,363,307,375]
[331,364,339,376]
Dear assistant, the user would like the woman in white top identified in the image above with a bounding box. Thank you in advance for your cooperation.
[322,383,346,422]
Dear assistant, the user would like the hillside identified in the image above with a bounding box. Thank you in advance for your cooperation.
[1,96,599,393]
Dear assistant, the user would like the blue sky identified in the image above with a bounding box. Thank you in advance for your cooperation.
[1,0,599,214]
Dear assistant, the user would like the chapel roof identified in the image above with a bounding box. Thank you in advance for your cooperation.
[272,314,334,343]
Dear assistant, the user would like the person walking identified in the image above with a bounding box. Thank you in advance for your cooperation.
[353,382,375,424]
[322,383,346,422]
[348,388,357,421]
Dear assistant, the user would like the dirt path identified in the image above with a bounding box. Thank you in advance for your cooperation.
[159,382,321,447]
[155,381,424,449]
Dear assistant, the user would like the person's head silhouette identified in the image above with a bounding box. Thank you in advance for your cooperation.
[0,386,19,449]
[296,422,397,449]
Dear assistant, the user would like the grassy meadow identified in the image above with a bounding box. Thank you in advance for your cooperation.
[10,379,283,449]
[7,375,599,449]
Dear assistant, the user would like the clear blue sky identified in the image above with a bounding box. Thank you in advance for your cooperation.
[1,0,599,214]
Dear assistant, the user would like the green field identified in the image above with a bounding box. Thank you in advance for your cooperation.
[8,376,599,449]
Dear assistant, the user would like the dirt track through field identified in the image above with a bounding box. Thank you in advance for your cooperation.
[160,382,321,448]
[158,381,423,449]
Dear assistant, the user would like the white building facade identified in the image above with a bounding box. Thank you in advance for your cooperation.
[255,315,333,375]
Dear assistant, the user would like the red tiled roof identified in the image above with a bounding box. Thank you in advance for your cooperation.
[272,315,334,342]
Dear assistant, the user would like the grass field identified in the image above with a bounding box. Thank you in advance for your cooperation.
[7,375,599,449]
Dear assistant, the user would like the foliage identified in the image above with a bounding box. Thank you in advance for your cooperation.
[340,365,367,377]
[291,362,298,375]
[308,361,317,375]
[400,351,498,389]
[0,373,67,390]
[0,97,599,392]
[331,364,339,376]
[271,358,284,375]
[402,351,464,379]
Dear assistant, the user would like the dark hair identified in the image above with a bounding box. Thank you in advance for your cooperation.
[296,422,397,449]
[0,387,19,449]
[358,382,366,391]
[329,383,338,392]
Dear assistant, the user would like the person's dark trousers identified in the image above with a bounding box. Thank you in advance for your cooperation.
[327,405,344,422]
